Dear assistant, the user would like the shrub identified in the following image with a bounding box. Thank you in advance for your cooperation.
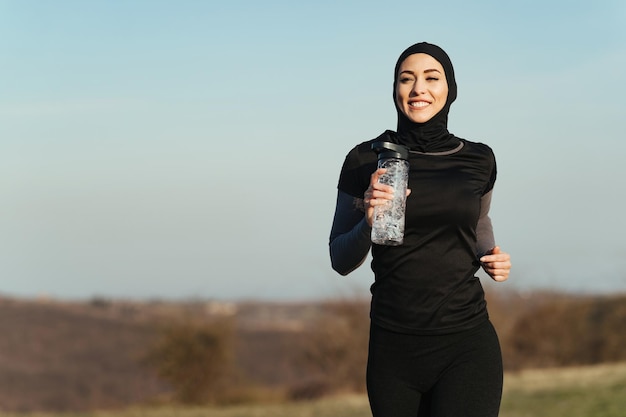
[505,295,626,369]
[291,299,370,399]
[143,318,235,405]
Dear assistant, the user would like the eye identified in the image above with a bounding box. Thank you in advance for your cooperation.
[399,76,414,83]
[426,76,439,81]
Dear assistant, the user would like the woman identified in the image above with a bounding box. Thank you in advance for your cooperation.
[329,42,512,417]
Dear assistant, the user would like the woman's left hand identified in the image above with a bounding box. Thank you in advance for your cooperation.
[480,246,511,282]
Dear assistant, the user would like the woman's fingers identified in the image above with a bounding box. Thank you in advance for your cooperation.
[480,246,511,282]
[365,169,394,205]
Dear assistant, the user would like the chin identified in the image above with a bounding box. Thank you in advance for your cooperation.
[409,115,434,124]
[403,108,435,124]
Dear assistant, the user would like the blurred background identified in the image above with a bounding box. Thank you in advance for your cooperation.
[1,0,625,414]
[3,0,626,301]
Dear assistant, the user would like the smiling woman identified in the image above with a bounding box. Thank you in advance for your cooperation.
[328,42,512,417]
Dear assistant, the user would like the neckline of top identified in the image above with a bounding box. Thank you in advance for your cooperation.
[408,141,464,156]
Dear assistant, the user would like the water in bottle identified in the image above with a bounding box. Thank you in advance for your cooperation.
[371,142,410,246]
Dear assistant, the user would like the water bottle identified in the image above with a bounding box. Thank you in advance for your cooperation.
[370,142,410,246]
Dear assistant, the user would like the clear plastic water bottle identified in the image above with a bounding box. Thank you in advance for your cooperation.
[370,142,410,246]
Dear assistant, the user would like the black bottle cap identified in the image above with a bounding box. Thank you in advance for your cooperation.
[371,141,409,160]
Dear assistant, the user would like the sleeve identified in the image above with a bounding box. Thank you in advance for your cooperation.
[476,189,495,257]
[484,147,497,194]
[337,140,378,198]
[329,190,372,275]
[337,150,367,197]
[329,140,379,274]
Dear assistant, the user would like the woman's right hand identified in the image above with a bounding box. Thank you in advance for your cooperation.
[363,168,396,227]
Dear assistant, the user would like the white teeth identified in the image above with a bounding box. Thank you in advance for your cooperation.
[410,101,429,108]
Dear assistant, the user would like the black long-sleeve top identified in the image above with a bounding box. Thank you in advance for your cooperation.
[329,134,497,335]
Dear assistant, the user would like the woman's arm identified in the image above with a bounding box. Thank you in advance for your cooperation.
[329,168,401,275]
[329,190,372,275]
[476,190,512,281]
[476,190,495,257]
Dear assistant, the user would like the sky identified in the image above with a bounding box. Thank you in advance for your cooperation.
[2,0,626,301]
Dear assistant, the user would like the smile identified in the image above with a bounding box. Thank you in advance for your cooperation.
[409,101,430,108]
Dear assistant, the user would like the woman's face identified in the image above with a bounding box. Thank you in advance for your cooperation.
[395,53,448,124]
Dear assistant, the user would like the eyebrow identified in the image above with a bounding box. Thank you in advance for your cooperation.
[400,68,442,75]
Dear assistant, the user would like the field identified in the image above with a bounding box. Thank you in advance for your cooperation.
[501,362,626,417]
[3,362,625,417]
[1,293,625,414]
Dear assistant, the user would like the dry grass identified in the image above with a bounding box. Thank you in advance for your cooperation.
[504,361,626,393]
[500,362,626,417]
[1,363,624,417]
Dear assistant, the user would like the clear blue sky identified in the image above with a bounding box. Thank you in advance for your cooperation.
[2,1,625,300]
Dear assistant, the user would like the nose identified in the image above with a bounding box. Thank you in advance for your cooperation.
[411,78,425,96]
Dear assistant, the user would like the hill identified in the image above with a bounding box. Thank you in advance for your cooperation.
[0,296,322,412]
[0,290,624,412]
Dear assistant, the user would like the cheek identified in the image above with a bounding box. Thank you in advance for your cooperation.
[394,89,405,107]
[395,85,411,103]
[436,86,449,102]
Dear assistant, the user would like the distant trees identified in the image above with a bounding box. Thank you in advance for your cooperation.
[504,295,626,369]
[140,293,626,405]
[290,299,370,399]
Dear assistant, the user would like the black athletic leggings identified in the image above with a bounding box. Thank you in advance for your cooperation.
[366,319,503,417]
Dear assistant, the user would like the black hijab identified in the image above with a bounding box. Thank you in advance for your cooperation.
[392,42,460,153]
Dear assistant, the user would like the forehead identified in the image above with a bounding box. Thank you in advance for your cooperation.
[398,53,445,73]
